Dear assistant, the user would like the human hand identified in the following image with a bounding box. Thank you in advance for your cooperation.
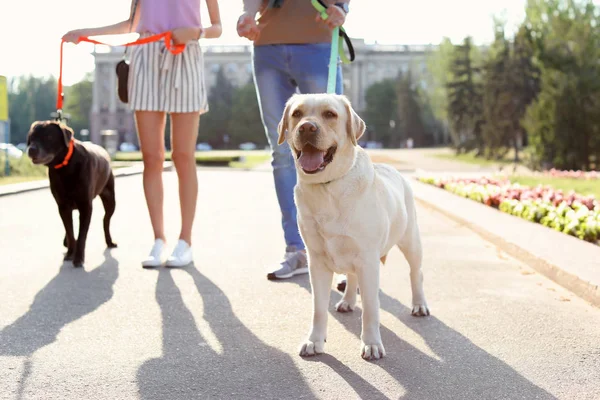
[237,12,261,41]
[315,4,346,28]
[172,27,203,45]
[203,23,222,39]
[62,29,86,44]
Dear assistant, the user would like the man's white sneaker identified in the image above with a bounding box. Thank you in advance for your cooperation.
[166,239,193,268]
[142,239,166,268]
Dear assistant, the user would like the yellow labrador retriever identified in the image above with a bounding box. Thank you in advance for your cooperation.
[277,93,430,360]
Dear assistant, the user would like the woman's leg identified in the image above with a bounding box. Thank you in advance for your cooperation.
[135,110,167,242]
[169,111,200,245]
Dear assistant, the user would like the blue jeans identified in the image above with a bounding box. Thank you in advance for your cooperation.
[252,43,343,251]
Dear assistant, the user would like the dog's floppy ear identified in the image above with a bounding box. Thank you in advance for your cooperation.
[27,121,43,145]
[56,122,74,148]
[277,98,294,145]
[343,96,366,146]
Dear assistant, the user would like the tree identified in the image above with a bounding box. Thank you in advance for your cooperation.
[198,66,234,148]
[522,0,600,170]
[424,37,454,144]
[363,79,398,147]
[481,21,514,159]
[228,82,267,147]
[446,37,484,154]
[8,76,57,144]
[396,69,429,147]
[509,23,540,159]
[64,73,93,138]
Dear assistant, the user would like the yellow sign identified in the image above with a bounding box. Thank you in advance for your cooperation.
[0,76,8,121]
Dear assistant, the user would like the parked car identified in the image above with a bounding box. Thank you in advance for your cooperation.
[196,142,212,151]
[119,142,138,152]
[0,143,24,158]
[239,142,257,151]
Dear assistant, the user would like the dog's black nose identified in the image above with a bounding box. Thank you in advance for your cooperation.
[27,145,38,158]
[299,121,319,134]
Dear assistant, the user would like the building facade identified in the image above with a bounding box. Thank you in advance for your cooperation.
[90,39,433,145]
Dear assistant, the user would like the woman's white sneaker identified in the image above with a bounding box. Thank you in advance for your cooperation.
[142,239,167,268]
[166,239,193,268]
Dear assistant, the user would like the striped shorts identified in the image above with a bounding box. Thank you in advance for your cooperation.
[128,35,209,114]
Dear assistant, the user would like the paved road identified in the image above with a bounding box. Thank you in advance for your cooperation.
[1,168,599,400]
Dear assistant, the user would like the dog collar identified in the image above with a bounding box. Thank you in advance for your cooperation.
[54,139,75,169]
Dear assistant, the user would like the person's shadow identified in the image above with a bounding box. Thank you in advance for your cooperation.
[278,276,558,400]
[136,267,316,400]
[0,251,119,399]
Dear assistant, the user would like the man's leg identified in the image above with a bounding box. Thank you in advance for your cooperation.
[252,44,308,279]
[288,43,343,95]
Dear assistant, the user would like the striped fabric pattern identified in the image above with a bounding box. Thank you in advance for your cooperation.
[128,36,209,114]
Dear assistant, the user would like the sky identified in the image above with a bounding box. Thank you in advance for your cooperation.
[1,0,530,86]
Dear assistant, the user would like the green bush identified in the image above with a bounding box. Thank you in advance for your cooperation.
[0,154,46,178]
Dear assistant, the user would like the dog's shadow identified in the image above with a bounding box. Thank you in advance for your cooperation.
[277,276,557,400]
[135,267,316,400]
[0,250,119,357]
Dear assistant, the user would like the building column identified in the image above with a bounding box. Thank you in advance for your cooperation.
[109,65,117,113]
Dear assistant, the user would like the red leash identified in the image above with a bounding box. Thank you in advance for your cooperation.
[56,32,186,113]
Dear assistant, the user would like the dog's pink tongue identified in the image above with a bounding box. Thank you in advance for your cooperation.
[299,145,325,172]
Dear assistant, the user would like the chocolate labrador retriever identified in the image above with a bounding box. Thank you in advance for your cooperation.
[26,120,117,267]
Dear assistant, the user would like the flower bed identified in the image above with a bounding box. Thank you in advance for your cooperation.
[418,176,600,244]
[541,168,599,180]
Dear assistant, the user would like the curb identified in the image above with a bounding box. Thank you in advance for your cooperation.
[0,162,173,197]
[410,178,600,308]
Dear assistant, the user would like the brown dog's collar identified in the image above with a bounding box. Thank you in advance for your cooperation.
[54,139,74,169]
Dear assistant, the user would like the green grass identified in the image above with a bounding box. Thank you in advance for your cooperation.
[230,154,271,169]
[433,148,530,167]
[509,176,600,199]
[0,175,47,186]
[0,153,47,186]
[0,153,135,186]
[433,151,514,166]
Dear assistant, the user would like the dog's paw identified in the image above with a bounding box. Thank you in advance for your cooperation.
[64,253,74,261]
[335,299,355,313]
[361,343,386,361]
[299,340,325,357]
[107,242,118,249]
[411,304,430,317]
[72,257,84,268]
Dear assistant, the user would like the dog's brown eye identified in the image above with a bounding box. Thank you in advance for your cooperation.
[324,110,337,118]
[292,110,302,118]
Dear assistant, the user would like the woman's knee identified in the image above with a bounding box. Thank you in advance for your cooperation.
[171,150,196,169]
[142,151,165,173]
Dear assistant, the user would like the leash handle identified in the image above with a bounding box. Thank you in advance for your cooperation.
[76,32,186,54]
[311,0,354,94]
[56,32,185,112]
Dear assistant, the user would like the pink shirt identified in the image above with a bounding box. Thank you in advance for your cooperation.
[136,0,202,33]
